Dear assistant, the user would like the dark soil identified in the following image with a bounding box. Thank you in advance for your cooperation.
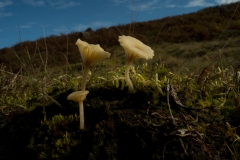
[0,87,239,160]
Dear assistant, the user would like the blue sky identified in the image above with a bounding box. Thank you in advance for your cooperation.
[0,0,239,49]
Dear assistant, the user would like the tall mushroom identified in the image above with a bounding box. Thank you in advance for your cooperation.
[67,90,89,129]
[118,35,154,90]
[75,39,111,91]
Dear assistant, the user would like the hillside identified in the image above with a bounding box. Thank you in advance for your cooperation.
[0,2,240,72]
[1,2,240,159]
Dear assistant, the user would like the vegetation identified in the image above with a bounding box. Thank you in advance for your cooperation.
[0,2,240,160]
[1,2,240,72]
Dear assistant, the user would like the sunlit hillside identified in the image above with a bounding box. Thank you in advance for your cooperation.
[0,2,240,160]
[0,2,240,72]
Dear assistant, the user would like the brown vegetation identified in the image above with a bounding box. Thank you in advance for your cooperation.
[0,2,240,72]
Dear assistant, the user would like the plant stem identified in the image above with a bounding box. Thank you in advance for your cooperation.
[81,64,89,91]
[43,106,46,121]
[79,101,84,129]
[125,60,134,90]
[167,78,177,126]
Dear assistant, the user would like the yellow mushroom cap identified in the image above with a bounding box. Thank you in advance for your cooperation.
[75,39,111,66]
[118,35,154,61]
[67,91,89,102]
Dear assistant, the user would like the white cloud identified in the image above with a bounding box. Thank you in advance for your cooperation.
[0,0,13,18]
[21,0,45,6]
[137,0,158,11]
[0,0,13,9]
[48,0,81,9]
[20,25,31,29]
[111,0,128,6]
[22,0,81,9]
[111,0,159,11]
[53,25,69,33]
[215,0,240,4]
[0,12,12,18]
[185,0,214,7]
[166,4,176,8]
[114,0,159,12]
[19,22,37,29]
[72,24,89,32]
[164,0,176,8]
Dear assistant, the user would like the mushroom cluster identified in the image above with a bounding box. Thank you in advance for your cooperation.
[68,39,111,129]
[67,35,154,129]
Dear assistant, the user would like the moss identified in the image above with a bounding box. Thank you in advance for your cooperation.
[0,64,240,159]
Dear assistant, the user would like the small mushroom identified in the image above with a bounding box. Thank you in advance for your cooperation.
[75,39,111,91]
[67,90,89,129]
[118,35,154,90]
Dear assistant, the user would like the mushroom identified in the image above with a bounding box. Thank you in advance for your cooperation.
[75,39,111,91]
[118,35,154,90]
[67,90,89,129]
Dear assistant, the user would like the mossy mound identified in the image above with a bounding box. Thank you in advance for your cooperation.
[0,85,239,160]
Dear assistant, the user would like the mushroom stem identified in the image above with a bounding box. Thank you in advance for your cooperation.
[81,64,90,91]
[79,101,84,129]
[125,60,134,90]
[67,90,89,130]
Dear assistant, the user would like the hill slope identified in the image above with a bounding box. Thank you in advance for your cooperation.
[0,2,240,72]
